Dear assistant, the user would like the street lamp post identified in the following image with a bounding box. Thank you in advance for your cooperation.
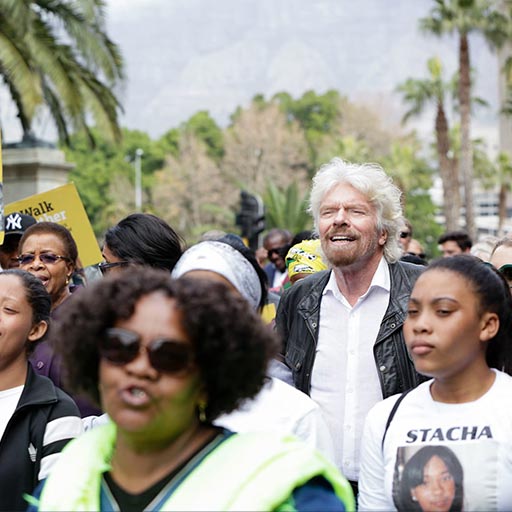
[134,148,144,210]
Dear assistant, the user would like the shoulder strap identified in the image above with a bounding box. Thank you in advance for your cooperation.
[381,388,412,451]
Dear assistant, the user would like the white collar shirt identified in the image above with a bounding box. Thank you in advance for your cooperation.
[310,256,390,481]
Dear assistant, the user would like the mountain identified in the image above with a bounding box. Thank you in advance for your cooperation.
[0,0,499,145]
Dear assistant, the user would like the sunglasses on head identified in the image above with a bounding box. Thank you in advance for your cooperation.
[98,261,130,275]
[400,232,411,239]
[18,253,69,266]
[99,327,195,373]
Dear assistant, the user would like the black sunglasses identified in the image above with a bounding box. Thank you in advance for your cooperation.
[18,253,70,266]
[406,251,426,259]
[100,327,194,373]
[268,246,290,258]
[400,232,411,239]
[98,261,130,275]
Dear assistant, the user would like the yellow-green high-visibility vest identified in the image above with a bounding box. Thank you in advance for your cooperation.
[36,422,355,511]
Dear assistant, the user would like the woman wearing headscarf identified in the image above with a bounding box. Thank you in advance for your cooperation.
[171,235,336,461]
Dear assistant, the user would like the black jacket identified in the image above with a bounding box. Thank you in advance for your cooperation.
[0,364,81,511]
[274,261,426,398]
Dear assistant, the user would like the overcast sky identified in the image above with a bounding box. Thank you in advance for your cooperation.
[0,0,500,146]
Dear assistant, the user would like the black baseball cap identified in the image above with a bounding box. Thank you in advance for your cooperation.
[4,212,37,236]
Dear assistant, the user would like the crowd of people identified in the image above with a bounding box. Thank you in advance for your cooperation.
[0,156,511,511]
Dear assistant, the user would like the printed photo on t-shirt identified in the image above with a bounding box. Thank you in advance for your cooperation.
[391,443,498,511]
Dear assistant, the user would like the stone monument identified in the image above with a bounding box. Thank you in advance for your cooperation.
[2,132,74,204]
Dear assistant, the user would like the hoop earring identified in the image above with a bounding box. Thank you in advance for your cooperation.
[198,400,207,423]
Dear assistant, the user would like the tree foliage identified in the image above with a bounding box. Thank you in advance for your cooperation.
[420,0,512,238]
[397,57,461,230]
[273,90,342,173]
[63,91,446,246]
[222,98,309,195]
[0,0,124,146]
[153,132,234,242]
[263,182,312,234]
[182,111,224,163]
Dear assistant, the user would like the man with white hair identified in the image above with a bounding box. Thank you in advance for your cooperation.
[272,158,425,494]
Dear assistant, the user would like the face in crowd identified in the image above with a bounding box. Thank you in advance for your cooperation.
[0,270,49,375]
[264,234,289,273]
[0,236,23,270]
[18,224,77,310]
[411,454,456,512]
[439,241,463,258]
[318,182,386,270]
[404,264,498,382]
[99,290,204,443]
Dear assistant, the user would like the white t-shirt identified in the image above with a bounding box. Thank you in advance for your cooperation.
[358,370,512,511]
[0,385,24,441]
[272,269,287,289]
[85,377,336,463]
[215,377,335,462]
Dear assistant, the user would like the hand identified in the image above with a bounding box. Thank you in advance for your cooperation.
[255,247,268,267]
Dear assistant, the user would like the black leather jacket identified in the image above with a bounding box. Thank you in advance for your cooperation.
[274,261,426,398]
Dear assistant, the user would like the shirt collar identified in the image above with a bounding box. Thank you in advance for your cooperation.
[323,256,390,299]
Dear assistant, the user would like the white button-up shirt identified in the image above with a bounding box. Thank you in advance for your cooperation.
[310,257,390,481]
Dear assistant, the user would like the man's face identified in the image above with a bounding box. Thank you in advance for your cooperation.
[264,236,289,272]
[0,236,22,269]
[439,241,464,258]
[318,183,386,269]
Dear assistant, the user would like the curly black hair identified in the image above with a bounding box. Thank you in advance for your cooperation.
[50,268,278,422]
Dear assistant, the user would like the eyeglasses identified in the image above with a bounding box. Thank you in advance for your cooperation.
[98,261,130,275]
[100,327,195,373]
[400,232,411,239]
[18,253,70,266]
[268,246,289,258]
[406,251,426,259]
[498,264,512,282]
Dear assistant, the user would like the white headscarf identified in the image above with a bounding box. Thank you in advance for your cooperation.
[171,241,262,310]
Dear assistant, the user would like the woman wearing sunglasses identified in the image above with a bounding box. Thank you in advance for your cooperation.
[18,222,101,417]
[99,213,184,275]
[0,269,82,511]
[18,222,78,313]
[30,269,353,511]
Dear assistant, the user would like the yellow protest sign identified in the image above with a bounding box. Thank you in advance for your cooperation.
[5,183,101,267]
[0,131,4,245]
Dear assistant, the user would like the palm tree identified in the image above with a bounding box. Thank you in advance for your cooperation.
[263,181,312,234]
[397,57,460,230]
[0,0,124,146]
[475,149,512,235]
[420,0,511,239]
